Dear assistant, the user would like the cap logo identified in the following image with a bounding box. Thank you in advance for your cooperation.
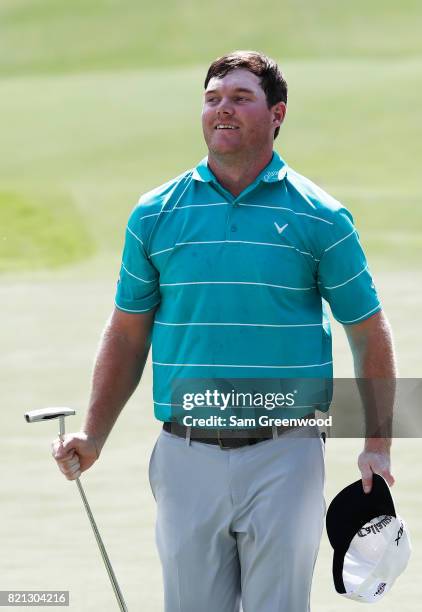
[395,522,404,546]
[357,515,392,537]
[374,582,387,597]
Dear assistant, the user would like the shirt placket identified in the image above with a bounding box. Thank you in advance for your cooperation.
[225,199,239,240]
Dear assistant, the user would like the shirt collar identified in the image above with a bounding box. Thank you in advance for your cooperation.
[192,157,215,182]
[192,150,288,185]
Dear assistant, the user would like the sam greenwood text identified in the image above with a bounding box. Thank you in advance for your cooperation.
[182,415,333,428]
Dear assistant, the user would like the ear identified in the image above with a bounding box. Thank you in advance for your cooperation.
[272,101,287,128]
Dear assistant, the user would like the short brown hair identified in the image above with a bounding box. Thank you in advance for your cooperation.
[204,50,288,139]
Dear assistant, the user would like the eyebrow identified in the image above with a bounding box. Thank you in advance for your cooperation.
[205,87,256,95]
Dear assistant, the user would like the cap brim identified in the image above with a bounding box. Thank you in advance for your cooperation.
[326,475,396,594]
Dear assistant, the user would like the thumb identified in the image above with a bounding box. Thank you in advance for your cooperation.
[61,434,86,457]
[52,435,74,460]
[63,432,100,460]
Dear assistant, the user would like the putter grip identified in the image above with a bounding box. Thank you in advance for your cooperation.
[59,416,65,439]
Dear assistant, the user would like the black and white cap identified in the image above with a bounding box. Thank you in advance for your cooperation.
[326,474,411,603]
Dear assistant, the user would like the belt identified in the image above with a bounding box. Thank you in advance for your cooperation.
[163,414,315,449]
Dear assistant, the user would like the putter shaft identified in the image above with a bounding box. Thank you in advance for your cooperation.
[74,477,128,612]
[58,424,128,612]
[25,409,128,611]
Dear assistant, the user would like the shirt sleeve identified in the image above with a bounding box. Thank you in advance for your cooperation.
[317,208,381,324]
[114,208,161,313]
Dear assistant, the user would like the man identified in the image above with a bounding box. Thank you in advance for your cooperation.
[52,51,396,611]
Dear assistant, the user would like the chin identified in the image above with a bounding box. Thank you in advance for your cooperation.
[209,140,241,156]
[205,131,239,151]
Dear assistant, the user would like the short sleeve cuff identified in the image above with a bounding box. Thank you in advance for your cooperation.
[333,303,382,325]
[115,295,160,313]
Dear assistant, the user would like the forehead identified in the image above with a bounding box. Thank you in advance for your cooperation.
[205,68,263,94]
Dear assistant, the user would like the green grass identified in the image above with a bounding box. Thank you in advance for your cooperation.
[0,189,94,271]
[1,61,421,269]
[1,0,422,76]
[1,2,421,272]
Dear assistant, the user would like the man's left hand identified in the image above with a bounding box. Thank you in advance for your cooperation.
[358,440,395,494]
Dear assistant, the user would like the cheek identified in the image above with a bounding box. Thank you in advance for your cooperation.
[246,110,272,134]
[202,108,214,127]
[201,112,214,142]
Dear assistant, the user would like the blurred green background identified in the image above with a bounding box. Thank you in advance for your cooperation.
[1,0,421,272]
[1,2,421,611]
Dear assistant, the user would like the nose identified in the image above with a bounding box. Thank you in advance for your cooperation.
[216,97,234,117]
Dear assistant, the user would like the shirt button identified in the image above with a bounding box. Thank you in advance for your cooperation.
[231,225,237,232]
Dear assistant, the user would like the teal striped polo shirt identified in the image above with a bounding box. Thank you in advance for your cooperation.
[115,151,381,421]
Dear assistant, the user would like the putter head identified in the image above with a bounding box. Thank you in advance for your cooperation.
[25,407,76,423]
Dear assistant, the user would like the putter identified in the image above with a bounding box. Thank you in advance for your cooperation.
[25,407,128,612]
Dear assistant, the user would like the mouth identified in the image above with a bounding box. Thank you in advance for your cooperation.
[214,124,239,130]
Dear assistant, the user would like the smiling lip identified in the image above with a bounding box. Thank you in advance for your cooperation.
[214,124,240,130]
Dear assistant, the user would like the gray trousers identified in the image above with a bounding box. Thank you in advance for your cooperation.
[148,427,325,612]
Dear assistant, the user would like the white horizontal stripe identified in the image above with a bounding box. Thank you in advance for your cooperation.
[284,211,333,224]
[238,203,333,225]
[155,320,322,328]
[177,239,292,249]
[174,240,226,247]
[139,202,332,226]
[160,281,315,291]
[150,239,319,261]
[323,229,356,253]
[336,305,381,325]
[121,264,155,284]
[127,225,144,245]
[323,265,368,290]
[297,249,320,261]
[139,202,228,223]
[177,240,318,261]
[153,361,333,369]
[138,211,166,221]
[150,246,175,257]
[115,300,160,313]
[175,202,228,210]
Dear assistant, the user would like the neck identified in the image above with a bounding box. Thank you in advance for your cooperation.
[207,148,274,197]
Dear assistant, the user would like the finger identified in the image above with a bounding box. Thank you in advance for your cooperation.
[62,438,77,452]
[51,437,63,452]
[52,435,79,457]
[359,465,373,494]
[53,446,76,461]
[51,439,64,457]
[59,461,81,480]
[64,457,80,470]
[59,454,79,469]
[366,455,394,488]
[378,469,395,487]
[63,468,81,481]
[67,463,81,476]
[62,434,87,451]
[70,471,81,480]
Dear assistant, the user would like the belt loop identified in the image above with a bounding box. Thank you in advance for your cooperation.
[185,425,192,446]
[272,425,279,440]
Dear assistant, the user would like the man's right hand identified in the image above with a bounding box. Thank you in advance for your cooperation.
[51,433,100,481]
